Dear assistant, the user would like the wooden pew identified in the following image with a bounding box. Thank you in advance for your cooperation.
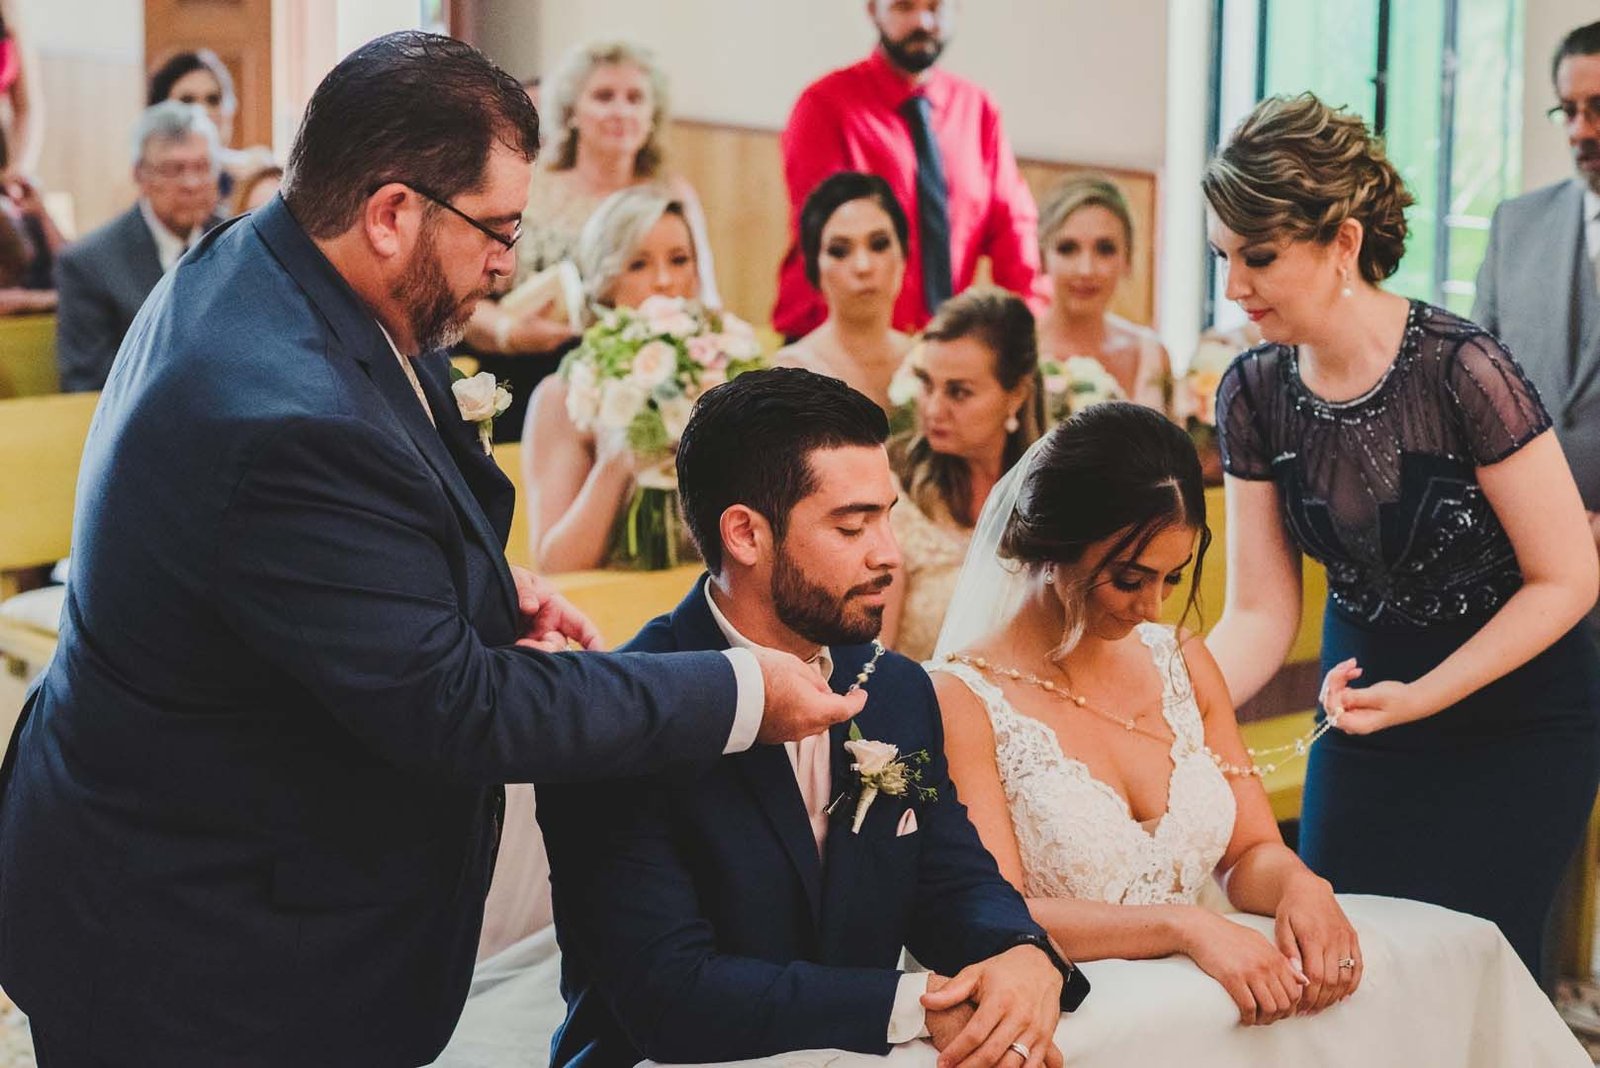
[0,313,60,398]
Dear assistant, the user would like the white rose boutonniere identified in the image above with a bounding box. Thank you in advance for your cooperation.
[451,369,513,455]
[840,721,937,833]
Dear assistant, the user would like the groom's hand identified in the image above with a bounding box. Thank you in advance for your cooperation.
[751,646,867,744]
[510,565,605,651]
[922,945,1063,1068]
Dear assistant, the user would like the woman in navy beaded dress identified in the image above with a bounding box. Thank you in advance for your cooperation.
[1201,93,1600,978]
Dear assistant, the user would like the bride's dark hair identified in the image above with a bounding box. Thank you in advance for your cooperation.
[1000,402,1212,633]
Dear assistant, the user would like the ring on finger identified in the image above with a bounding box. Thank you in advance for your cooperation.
[1337,957,1356,969]
[1008,1042,1031,1061]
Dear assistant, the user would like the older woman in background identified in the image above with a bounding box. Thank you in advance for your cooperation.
[147,49,275,199]
[521,187,702,572]
[882,287,1043,661]
[1036,175,1174,417]
[773,172,910,412]
[467,39,719,433]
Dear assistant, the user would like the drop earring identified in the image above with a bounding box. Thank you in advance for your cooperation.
[1340,266,1353,299]
[1044,564,1056,584]
[1004,413,1020,434]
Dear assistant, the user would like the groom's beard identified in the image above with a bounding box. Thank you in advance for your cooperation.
[391,224,480,353]
[772,546,891,647]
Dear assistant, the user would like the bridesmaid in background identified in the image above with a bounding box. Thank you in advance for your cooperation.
[466,39,719,438]
[1035,175,1174,418]
[773,172,911,413]
[1204,93,1600,977]
[521,187,702,573]
[883,287,1042,661]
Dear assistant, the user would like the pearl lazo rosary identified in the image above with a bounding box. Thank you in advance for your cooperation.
[846,640,888,694]
[942,652,1335,779]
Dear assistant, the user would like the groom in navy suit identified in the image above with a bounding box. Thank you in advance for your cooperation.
[0,36,859,1068]
[540,370,1088,1068]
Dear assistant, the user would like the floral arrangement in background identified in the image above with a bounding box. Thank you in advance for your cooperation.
[1181,336,1237,484]
[1039,354,1126,426]
[561,295,766,568]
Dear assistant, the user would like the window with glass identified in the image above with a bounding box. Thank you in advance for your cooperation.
[1208,0,1523,324]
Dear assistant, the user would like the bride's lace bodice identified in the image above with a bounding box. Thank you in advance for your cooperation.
[930,624,1236,905]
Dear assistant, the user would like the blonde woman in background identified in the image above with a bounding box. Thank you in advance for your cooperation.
[773,172,911,413]
[1036,175,1174,418]
[882,287,1043,661]
[466,39,719,435]
[521,187,703,573]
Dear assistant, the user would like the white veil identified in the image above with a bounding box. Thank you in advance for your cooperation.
[930,434,1054,659]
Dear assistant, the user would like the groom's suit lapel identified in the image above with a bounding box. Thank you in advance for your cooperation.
[669,582,826,928]
[819,645,877,957]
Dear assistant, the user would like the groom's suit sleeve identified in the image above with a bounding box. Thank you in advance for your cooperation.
[540,780,904,1062]
[899,668,1088,1009]
[214,414,738,782]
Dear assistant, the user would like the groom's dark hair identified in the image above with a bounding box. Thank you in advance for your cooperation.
[677,368,889,573]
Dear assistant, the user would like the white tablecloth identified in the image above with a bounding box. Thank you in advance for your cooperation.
[434,896,1588,1068]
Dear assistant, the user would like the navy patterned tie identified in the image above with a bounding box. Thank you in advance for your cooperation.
[902,93,952,313]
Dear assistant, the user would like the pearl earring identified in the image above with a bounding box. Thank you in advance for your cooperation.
[1044,565,1056,584]
[1004,414,1020,433]
[1340,267,1353,299]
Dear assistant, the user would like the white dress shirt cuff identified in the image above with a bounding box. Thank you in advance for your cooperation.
[887,972,932,1043]
[720,647,764,754]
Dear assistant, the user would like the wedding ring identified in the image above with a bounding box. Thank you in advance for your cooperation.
[1338,957,1357,969]
[1008,1042,1031,1061]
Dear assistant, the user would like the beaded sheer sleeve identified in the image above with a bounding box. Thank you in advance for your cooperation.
[1215,300,1553,627]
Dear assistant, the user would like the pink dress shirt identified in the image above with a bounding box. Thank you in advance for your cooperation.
[773,49,1046,337]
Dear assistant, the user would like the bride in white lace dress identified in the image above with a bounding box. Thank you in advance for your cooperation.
[922,402,1590,1065]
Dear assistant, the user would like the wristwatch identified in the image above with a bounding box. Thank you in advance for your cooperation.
[1008,931,1091,1011]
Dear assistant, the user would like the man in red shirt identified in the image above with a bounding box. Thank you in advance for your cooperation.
[773,0,1046,339]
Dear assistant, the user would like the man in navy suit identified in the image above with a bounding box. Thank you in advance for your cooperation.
[540,369,1087,1068]
[0,34,859,1068]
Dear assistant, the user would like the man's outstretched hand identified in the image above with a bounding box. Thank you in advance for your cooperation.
[750,645,866,744]
[510,565,605,652]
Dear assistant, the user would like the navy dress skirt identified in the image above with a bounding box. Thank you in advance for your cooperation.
[1217,301,1600,976]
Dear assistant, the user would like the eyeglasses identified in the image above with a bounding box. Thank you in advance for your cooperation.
[402,182,522,251]
[143,160,216,182]
[1547,97,1600,128]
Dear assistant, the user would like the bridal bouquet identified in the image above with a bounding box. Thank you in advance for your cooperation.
[561,295,765,569]
[1039,355,1126,426]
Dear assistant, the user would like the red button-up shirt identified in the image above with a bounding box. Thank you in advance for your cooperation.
[773,49,1046,338]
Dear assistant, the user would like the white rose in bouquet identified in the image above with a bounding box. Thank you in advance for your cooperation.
[629,340,678,390]
[657,392,695,443]
[639,294,698,338]
[598,378,649,430]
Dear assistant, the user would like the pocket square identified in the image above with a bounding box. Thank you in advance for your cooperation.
[895,808,919,836]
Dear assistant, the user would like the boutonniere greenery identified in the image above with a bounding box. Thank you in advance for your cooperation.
[840,721,937,834]
[451,369,513,455]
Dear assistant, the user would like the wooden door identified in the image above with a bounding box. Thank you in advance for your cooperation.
[144,0,273,150]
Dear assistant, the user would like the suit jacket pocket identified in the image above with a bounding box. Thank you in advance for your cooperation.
[271,837,460,910]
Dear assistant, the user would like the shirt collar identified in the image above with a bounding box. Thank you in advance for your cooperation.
[703,577,833,684]
[864,46,949,111]
[139,198,198,273]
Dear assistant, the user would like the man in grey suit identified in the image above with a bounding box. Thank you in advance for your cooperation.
[1475,20,1600,555]
[53,100,223,392]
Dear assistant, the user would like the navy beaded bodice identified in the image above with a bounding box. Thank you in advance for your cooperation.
[1216,301,1551,628]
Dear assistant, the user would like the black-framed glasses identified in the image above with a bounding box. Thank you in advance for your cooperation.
[1547,98,1600,128]
[403,181,522,251]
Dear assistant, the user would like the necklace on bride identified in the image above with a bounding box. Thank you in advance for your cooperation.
[942,652,1335,780]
